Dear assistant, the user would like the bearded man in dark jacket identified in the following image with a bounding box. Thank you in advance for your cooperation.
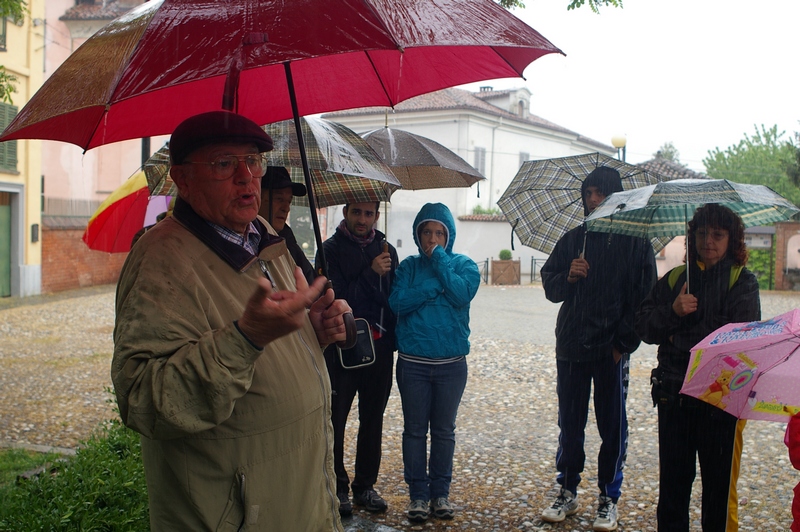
[539,167,657,532]
[316,202,398,516]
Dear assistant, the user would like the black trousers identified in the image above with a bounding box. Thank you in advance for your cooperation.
[324,337,394,495]
[657,395,744,532]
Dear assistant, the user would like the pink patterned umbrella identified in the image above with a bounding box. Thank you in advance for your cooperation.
[681,309,800,422]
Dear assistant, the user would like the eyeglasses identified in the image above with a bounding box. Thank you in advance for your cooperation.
[696,229,729,241]
[183,153,268,180]
[421,229,446,239]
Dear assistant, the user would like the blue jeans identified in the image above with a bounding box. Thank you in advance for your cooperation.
[396,357,468,501]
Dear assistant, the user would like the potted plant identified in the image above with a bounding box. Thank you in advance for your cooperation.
[491,249,520,285]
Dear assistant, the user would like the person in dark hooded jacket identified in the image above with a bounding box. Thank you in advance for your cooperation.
[636,203,760,532]
[540,166,657,531]
[389,202,480,523]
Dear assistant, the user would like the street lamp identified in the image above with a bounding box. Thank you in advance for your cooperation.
[611,134,627,162]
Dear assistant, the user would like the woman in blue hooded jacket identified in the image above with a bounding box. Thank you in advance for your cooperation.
[389,202,480,523]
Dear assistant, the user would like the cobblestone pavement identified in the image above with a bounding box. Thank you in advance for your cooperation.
[1,284,799,531]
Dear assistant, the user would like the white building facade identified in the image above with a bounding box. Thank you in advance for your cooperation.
[325,86,616,275]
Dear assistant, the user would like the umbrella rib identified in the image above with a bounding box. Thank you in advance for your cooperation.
[363,50,397,108]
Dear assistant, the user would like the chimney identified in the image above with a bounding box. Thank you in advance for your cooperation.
[479,86,493,93]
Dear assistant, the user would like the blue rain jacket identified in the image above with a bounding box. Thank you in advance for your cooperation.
[389,203,480,358]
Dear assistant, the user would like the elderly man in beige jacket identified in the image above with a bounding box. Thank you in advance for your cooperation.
[112,111,350,531]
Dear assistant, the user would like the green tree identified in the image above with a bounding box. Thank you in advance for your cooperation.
[786,130,800,188]
[0,0,28,104]
[497,0,622,12]
[703,125,800,207]
[654,142,680,163]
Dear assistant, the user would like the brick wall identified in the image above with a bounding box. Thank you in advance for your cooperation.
[775,222,800,291]
[41,226,127,293]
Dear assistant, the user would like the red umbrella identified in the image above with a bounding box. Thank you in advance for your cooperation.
[0,0,562,149]
[4,0,561,347]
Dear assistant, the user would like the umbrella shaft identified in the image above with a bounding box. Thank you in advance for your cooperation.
[284,61,328,278]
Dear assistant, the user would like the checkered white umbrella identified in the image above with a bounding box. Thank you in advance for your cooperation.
[497,153,666,255]
[586,178,800,237]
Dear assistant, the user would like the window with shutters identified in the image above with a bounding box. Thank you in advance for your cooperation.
[0,103,18,173]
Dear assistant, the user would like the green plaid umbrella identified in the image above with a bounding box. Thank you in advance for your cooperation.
[144,116,401,208]
[497,152,667,254]
[585,178,800,238]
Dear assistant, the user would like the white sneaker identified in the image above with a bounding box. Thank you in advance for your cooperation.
[592,495,618,531]
[541,488,579,523]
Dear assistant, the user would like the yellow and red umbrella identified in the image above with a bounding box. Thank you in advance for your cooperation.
[82,170,172,253]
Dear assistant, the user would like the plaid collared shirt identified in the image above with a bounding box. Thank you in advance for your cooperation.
[207,221,261,255]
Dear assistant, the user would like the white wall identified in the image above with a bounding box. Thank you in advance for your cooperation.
[326,100,614,271]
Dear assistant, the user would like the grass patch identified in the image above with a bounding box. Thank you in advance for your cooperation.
[0,419,149,531]
[0,448,62,487]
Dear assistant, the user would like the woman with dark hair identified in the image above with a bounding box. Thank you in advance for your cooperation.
[636,203,760,532]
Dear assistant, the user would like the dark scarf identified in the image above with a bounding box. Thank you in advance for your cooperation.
[337,219,376,247]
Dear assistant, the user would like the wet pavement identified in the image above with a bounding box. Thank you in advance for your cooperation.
[2,283,800,530]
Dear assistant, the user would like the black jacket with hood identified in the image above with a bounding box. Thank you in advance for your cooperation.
[541,167,657,362]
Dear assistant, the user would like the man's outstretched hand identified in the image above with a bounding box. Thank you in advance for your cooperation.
[237,268,328,348]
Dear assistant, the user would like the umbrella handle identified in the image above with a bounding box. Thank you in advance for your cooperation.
[337,311,358,349]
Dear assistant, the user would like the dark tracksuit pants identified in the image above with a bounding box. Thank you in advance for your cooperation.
[555,354,629,502]
[325,336,394,496]
[657,395,744,532]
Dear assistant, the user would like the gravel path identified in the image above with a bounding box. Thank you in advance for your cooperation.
[1,284,799,531]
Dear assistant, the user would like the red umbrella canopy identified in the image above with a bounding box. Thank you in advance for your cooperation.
[0,0,562,150]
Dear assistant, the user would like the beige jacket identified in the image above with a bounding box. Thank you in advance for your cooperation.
[112,203,341,532]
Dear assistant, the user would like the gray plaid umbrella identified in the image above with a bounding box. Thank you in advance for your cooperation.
[497,152,666,255]
[586,178,800,237]
[144,117,401,208]
[361,127,485,190]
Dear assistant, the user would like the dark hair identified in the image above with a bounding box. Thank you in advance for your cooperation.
[581,167,623,216]
[344,202,380,213]
[687,204,748,266]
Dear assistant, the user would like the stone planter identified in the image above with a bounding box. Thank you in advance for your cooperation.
[491,259,520,285]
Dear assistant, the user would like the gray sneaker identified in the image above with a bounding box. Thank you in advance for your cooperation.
[541,488,579,523]
[431,497,455,519]
[592,495,618,531]
[407,499,430,522]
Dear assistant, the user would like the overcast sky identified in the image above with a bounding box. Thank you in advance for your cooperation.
[462,0,800,172]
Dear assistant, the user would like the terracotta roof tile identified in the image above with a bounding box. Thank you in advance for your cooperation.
[638,157,707,180]
[60,1,135,21]
[458,214,508,223]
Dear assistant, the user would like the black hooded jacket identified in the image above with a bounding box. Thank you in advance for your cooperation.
[541,168,657,362]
